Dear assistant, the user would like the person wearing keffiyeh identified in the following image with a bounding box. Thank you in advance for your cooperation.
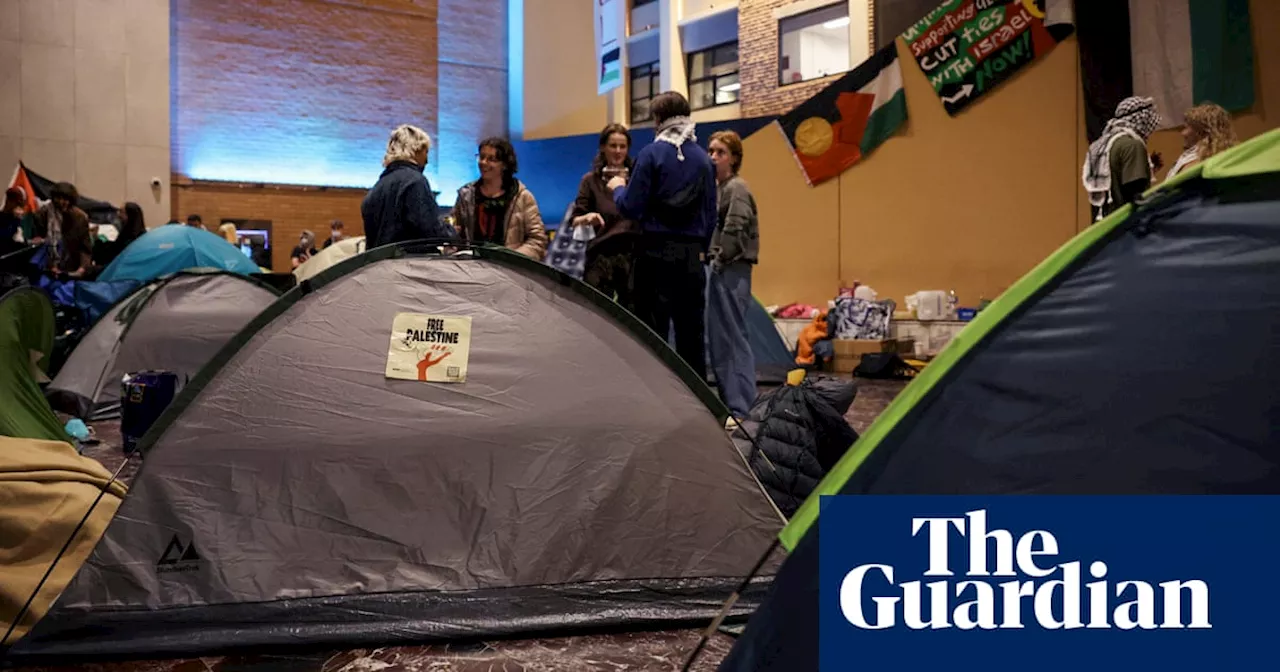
[608,91,717,380]
[1082,96,1162,220]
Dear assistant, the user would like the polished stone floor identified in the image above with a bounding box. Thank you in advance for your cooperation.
[24,378,909,671]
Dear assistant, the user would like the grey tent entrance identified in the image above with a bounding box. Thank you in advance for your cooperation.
[718,130,1280,672]
[44,271,280,420]
[10,244,783,662]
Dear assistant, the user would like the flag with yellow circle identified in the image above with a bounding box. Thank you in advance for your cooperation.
[776,43,907,187]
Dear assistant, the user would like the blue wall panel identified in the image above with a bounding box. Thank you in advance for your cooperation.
[512,116,777,229]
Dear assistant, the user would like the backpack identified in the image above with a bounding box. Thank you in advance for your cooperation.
[853,352,920,380]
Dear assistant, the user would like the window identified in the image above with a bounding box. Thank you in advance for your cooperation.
[630,62,661,123]
[686,42,739,111]
[778,3,851,86]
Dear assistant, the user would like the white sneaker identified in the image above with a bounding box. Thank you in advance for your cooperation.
[725,417,740,431]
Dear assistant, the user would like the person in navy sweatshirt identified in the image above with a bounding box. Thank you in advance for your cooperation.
[608,91,717,379]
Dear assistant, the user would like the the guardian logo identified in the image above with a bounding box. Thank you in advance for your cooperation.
[840,509,1211,631]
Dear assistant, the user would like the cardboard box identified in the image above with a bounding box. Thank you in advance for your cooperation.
[823,339,916,374]
[830,355,861,374]
[832,339,897,356]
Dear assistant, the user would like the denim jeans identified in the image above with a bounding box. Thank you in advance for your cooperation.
[707,261,757,418]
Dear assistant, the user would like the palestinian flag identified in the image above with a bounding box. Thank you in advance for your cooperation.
[1078,0,1255,139]
[6,163,42,214]
[776,43,907,186]
[7,162,118,222]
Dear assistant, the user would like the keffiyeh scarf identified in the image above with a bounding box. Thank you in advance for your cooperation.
[655,116,697,161]
[1082,96,1161,214]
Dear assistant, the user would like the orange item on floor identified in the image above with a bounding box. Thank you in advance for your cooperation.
[794,310,829,366]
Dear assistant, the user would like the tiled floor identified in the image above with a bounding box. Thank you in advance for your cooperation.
[29,378,909,672]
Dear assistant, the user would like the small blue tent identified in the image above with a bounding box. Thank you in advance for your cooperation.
[97,225,260,284]
[746,298,795,383]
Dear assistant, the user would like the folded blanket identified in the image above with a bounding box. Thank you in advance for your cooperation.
[0,436,126,645]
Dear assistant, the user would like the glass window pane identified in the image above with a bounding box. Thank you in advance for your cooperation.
[688,51,708,80]
[710,60,738,77]
[714,43,739,67]
[689,79,714,110]
[714,73,740,105]
[631,98,651,123]
[632,75,651,100]
[778,3,850,85]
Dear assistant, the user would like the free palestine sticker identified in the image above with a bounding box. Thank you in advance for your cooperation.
[386,313,472,383]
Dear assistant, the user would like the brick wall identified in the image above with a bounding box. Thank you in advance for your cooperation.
[172,179,366,271]
[170,0,507,266]
[739,0,876,118]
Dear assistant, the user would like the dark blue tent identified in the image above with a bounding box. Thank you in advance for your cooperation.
[745,297,794,384]
[718,129,1280,671]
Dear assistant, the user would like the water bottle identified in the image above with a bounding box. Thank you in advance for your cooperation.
[947,290,958,320]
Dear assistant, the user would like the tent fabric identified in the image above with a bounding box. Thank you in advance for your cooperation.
[10,245,783,661]
[293,235,367,283]
[746,298,794,384]
[0,436,126,646]
[0,288,65,442]
[720,130,1280,672]
[1203,126,1280,180]
[45,272,280,420]
[96,225,261,284]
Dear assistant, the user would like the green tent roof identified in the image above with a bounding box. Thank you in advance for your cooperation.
[0,288,66,442]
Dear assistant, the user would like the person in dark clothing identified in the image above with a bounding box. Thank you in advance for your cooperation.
[93,201,146,267]
[361,124,453,248]
[1,188,25,256]
[290,230,318,268]
[610,91,717,379]
[570,123,639,310]
[32,182,93,277]
[1083,96,1162,220]
[323,219,345,248]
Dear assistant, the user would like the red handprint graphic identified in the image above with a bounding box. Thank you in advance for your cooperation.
[416,344,452,381]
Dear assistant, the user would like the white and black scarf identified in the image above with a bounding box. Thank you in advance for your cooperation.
[655,115,697,161]
[1082,96,1161,216]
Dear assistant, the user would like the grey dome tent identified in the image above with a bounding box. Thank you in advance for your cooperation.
[717,129,1280,672]
[44,271,281,420]
[8,243,783,662]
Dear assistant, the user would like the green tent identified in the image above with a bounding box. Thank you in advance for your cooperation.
[720,127,1280,671]
[0,287,66,442]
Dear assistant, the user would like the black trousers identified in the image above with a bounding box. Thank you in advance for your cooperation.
[632,236,706,379]
[584,236,636,313]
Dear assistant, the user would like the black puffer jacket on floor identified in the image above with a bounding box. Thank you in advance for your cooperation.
[731,377,859,517]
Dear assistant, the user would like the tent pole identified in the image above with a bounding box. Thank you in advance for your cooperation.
[0,452,137,650]
[680,536,781,672]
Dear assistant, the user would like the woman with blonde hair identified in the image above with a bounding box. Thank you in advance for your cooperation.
[1165,102,1239,181]
[217,222,238,245]
[361,124,454,247]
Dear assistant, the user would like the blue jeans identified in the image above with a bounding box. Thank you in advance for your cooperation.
[707,261,757,418]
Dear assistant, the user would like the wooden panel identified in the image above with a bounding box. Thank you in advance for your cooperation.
[521,0,609,140]
[740,122,842,307]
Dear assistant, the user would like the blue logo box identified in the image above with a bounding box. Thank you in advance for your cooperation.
[818,496,1280,671]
